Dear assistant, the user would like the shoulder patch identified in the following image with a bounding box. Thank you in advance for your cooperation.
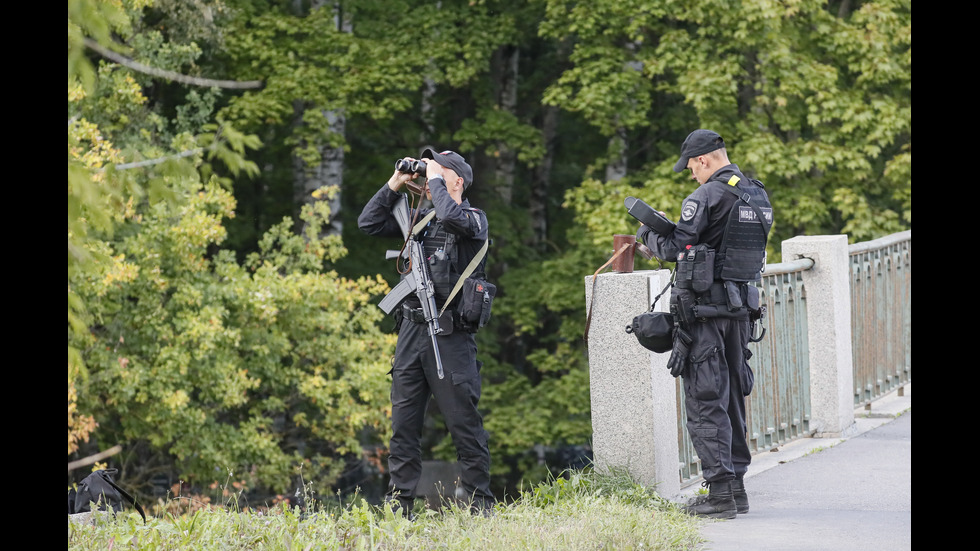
[680,199,700,223]
[463,208,483,231]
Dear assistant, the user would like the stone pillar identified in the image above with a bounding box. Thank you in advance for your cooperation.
[585,269,679,497]
[782,235,855,437]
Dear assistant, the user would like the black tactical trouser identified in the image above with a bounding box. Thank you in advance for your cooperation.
[682,316,754,483]
[387,317,494,509]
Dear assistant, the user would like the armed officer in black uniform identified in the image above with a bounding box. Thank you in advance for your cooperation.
[636,130,772,519]
[358,148,494,517]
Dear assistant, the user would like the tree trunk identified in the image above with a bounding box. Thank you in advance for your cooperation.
[605,128,628,182]
[492,45,520,205]
[529,104,558,252]
[292,1,349,237]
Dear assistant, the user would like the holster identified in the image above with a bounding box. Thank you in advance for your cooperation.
[667,289,697,378]
[670,287,698,327]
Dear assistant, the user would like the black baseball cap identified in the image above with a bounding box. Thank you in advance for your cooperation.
[421,148,474,189]
[673,129,726,173]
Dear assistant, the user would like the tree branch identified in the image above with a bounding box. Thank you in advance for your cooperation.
[84,38,264,90]
[83,126,224,172]
[68,445,123,473]
[112,147,208,170]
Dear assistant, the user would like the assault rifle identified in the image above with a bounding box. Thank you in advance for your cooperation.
[377,194,446,379]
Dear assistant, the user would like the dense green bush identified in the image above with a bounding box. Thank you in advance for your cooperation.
[71,175,395,494]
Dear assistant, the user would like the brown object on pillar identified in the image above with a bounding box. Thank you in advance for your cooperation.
[612,234,636,273]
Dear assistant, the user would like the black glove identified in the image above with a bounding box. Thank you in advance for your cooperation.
[666,326,692,378]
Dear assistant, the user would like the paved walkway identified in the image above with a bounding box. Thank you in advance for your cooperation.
[687,384,911,551]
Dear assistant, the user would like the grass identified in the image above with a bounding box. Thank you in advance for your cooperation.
[68,469,704,550]
[803,440,845,457]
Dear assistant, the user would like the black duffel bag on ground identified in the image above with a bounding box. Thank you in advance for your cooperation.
[70,468,146,523]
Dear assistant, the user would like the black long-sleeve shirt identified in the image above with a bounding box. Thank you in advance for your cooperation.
[639,164,747,261]
[358,177,489,307]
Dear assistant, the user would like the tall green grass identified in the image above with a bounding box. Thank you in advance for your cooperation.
[68,469,704,550]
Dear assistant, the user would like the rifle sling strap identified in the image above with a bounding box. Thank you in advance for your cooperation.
[439,238,489,317]
[412,211,437,237]
[414,208,490,317]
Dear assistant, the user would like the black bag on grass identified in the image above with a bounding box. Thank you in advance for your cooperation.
[70,468,146,523]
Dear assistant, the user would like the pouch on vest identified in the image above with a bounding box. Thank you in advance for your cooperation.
[428,248,457,302]
[458,277,496,332]
[675,244,715,293]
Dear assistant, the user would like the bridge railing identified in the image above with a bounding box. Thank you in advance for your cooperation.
[586,231,911,497]
[849,231,911,407]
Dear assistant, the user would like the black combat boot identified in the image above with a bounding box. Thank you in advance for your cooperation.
[731,477,749,514]
[683,480,737,519]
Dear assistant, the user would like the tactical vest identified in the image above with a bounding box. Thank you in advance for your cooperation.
[715,178,773,282]
[420,219,460,303]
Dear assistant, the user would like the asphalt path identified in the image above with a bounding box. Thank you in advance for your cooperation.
[696,391,911,551]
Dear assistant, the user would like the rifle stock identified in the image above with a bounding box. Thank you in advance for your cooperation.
[392,195,412,239]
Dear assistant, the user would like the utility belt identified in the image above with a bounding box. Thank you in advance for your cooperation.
[400,303,458,335]
[402,304,431,325]
[400,276,495,333]
[671,242,766,341]
[698,282,753,316]
[670,283,757,324]
[673,243,762,320]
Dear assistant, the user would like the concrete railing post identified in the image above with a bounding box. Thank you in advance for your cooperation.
[782,235,855,437]
[585,269,680,497]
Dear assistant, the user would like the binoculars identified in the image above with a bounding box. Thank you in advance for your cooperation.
[394,158,427,175]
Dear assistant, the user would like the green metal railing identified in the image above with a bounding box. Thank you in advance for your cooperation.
[849,231,911,406]
[678,259,814,485]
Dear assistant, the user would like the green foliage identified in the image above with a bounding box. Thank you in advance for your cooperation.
[482,366,590,457]
[69,0,393,497]
[538,0,911,244]
[68,0,136,92]
[68,469,703,550]
[71,177,395,493]
[218,1,524,168]
[455,107,546,167]
[68,0,258,370]
[220,3,424,154]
